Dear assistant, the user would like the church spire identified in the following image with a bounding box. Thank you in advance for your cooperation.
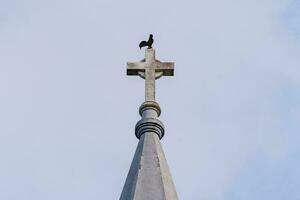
[120,48,178,200]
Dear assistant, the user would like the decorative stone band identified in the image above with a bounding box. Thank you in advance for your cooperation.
[135,118,165,139]
[139,101,161,117]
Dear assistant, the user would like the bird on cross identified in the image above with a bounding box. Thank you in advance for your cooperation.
[139,34,153,49]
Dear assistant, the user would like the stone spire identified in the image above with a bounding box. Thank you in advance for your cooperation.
[120,48,178,200]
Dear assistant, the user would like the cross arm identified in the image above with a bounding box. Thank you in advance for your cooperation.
[127,62,146,75]
[155,62,174,76]
[127,62,174,76]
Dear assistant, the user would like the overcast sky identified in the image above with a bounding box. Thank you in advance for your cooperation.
[1,0,300,199]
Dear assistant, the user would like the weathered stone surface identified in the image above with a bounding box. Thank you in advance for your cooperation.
[120,132,178,200]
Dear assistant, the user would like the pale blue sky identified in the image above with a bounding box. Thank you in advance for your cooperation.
[0,0,300,199]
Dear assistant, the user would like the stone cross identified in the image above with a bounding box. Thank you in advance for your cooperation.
[127,48,174,101]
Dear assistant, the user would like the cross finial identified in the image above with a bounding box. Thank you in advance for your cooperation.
[121,47,178,200]
[127,48,174,101]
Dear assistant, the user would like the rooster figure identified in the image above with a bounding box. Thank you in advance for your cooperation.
[139,34,153,49]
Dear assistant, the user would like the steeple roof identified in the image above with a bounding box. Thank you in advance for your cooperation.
[120,132,178,200]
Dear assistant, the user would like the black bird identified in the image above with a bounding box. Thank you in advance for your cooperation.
[139,34,153,49]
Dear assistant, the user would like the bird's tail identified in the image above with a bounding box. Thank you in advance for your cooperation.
[139,41,147,49]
